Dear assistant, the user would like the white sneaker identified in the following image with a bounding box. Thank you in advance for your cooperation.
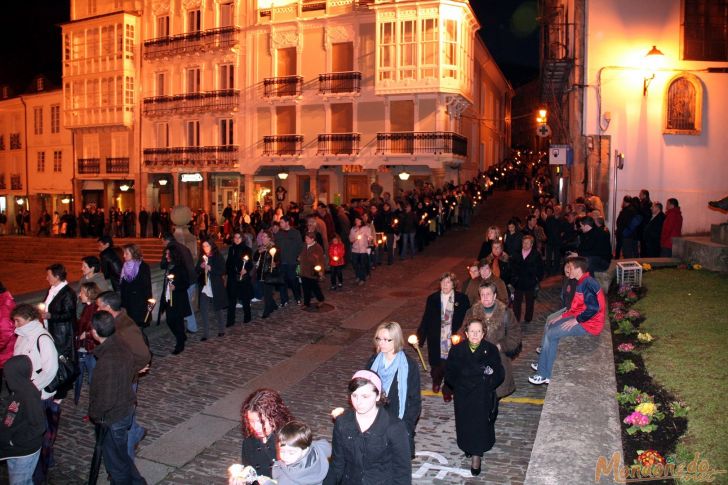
[528,375,550,385]
[236,303,243,308]
[251,298,262,303]
[536,346,542,354]
[530,362,538,371]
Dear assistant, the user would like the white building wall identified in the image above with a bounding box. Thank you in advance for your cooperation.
[584,0,728,234]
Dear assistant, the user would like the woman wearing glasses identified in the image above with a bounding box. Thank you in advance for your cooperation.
[366,321,421,456]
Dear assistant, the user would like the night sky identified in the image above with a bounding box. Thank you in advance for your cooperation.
[0,0,538,93]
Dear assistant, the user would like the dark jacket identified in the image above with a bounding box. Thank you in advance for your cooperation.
[477,240,493,261]
[543,215,563,246]
[226,243,254,300]
[366,353,422,451]
[511,248,545,291]
[416,291,470,367]
[161,240,196,283]
[197,251,228,310]
[89,334,136,424]
[120,261,153,326]
[99,246,122,290]
[46,284,76,376]
[275,228,304,265]
[444,339,504,455]
[578,228,612,263]
[161,264,192,322]
[241,434,276,478]
[0,355,45,458]
[324,408,411,485]
[503,230,523,257]
[642,212,665,257]
[113,309,151,374]
[298,242,325,279]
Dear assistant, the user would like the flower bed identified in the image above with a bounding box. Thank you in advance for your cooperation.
[609,282,688,477]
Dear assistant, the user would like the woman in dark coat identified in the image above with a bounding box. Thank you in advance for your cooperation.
[254,230,281,319]
[42,263,76,399]
[366,321,421,455]
[240,388,294,478]
[511,235,545,323]
[119,244,152,327]
[161,246,191,354]
[503,219,523,258]
[416,272,469,400]
[226,231,254,325]
[324,370,411,485]
[445,320,504,476]
[197,240,228,340]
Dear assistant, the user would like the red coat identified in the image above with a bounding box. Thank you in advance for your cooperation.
[660,207,683,249]
[328,241,345,267]
[0,291,17,368]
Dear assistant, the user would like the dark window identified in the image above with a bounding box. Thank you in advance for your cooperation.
[683,0,728,61]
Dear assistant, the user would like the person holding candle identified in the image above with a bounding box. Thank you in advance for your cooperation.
[255,231,282,319]
[323,370,411,485]
[461,261,482,306]
[348,216,372,286]
[119,244,153,327]
[226,231,254,325]
[197,240,228,340]
[328,235,345,290]
[240,388,294,478]
[366,321,421,456]
[73,282,100,404]
[161,247,191,354]
[298,232,326,309]
[444,319,504,476]
[416,272,469,401]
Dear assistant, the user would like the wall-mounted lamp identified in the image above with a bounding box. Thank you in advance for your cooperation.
[158,178,168,186]
[643,45,664,96]
[16,198,25,205]
[119,182,131,192]
[277,171,289,180]
[61,197,71,204]
[398,171,411,181]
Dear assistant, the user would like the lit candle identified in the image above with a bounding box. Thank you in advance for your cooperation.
[314,265,322,273]
[331,407,345,419]
[269,247,277,257]
[37,303,46,312]
[407,334,428,371]
[394,218,399,224]
[145,298,156,322]
[167,274,174,306]
[382,235,387,242]
[451,334,462,345]
[333,256,339,262]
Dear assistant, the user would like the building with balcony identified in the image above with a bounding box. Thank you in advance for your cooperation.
[61,0,512,224]
[0,77,74,232]
[540,0,728,235]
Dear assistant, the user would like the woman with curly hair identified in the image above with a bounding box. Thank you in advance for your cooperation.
[240,388,294,478]
[119,244,152,327]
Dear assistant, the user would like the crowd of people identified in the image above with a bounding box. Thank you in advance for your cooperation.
[0,167,688,483]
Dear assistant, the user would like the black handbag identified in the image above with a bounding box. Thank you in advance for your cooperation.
[262,268,283,285]
[36,335,79,394]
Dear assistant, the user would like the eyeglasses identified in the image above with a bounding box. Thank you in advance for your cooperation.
[375,337,393,343]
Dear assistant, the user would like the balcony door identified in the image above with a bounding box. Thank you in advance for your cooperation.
[332,42,353,72]
[276,106,297,155]
[277,47,297,96]
[331,103,353,154]
[390,100,414,153]
[345,175,369,203]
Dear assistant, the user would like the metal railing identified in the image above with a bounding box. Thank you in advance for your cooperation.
[317,133,360,155]
[106,157,130,174]
[263,76,303,97]
[78,158,101,174]
[263,135,303,156]
[10,175,22,190]
[143,146,239,167]
[143,90,239,116]
[319,72,361,94]
[143,26,240,59]
[376,132,467,156]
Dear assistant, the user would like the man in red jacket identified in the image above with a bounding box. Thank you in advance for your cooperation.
[660,198,683,257]
[528,256,606,385]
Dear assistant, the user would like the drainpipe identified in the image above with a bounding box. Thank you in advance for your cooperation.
[19,96,31,231]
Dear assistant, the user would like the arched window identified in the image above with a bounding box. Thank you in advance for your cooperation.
[664,73,703,135]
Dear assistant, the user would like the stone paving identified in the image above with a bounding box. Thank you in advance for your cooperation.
[4,190,565,484]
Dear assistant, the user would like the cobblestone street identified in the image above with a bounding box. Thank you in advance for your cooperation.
[21,190,562,484]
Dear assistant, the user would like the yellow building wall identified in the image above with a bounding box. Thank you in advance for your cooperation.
[301,105,326,144]
[256,108,271,142]
[358,23,376,89]
[302,30,325,81]
[418,98,436,131]
[357,101,385,136]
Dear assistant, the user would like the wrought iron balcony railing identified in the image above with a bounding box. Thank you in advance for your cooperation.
[106,157,130,174]
[143,26,240,60]
[143,90,239,116]
[319,72,361,95]
[376,132,467,156]
[263,135,303,156]
[78,158,101,174]
[143,146,239,167]
[263,76,303,97]
[10,175,22,190]
[317,133,360,155]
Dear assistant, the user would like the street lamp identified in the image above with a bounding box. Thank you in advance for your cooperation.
[398,171,410,181]
[120,181,131,192]
[158,178,168,186]
[643,45,665,96]
[277,171,289,180]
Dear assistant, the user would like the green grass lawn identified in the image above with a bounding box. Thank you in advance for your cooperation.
[634,269,728,484]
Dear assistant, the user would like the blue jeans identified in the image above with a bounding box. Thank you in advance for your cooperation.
[401,232,416,258]
[279,263,301,304]
[127,383,144,458]
[7,448,40,485]
[74,351,97,404]
[101,413,146,484]
[536,316,588,379]
[352,252,369,281]
[185,283,198,332]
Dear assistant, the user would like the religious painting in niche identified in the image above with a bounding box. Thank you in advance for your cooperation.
[664,74,702,135]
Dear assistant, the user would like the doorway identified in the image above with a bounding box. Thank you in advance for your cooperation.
[345,175,369,203]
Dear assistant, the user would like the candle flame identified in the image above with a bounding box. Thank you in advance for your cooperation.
[314,265,322,272]
[167,274,174,280]
[331,407,345,419]
[333,256,339,261]
[37,303,46,311]
[269,247,277,256]
[451,334,462,345]
[407,334,418,345]
[148,298,156,304]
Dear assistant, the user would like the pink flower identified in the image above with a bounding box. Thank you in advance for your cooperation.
[611,301,626,311]
[624,411,650,427]
[626,309,641,319]
[618,343,635,352]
